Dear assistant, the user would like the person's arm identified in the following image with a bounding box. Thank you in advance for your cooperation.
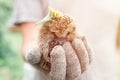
[11,0,48,58]
[20,22,37,58]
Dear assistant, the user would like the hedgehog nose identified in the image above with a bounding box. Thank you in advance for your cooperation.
[55,32,68,38]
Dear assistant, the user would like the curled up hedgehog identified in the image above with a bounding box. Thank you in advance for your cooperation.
[25,8,93,80]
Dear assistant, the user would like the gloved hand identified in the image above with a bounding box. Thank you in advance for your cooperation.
[25,8,94,80]
[25,36,93,80]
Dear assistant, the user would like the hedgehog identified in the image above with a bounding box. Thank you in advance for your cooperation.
[38,8,79,63]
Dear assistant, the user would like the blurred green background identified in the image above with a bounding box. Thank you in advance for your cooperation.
[0,0,24,80]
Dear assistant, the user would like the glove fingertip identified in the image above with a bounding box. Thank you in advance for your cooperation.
[25,50,41,64]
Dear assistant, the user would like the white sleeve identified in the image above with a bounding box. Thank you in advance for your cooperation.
[12,0,48,25]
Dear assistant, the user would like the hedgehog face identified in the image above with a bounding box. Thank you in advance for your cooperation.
[47,16,75,38]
